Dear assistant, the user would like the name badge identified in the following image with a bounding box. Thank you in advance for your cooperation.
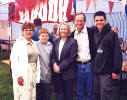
[97,47,103,53]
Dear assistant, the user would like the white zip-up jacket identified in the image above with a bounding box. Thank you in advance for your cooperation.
[10,37,40,85]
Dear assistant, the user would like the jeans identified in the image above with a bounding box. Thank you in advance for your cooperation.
[76,63,93,100]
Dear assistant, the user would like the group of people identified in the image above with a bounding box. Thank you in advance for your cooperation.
[10,11,122,100]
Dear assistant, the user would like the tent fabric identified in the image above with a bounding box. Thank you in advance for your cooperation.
[85,12,127,41]
[11,12,127,41]
[76,0,122,13]
[0,2,127,41]
[0,4,8,20]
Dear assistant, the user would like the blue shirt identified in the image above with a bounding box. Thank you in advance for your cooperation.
[32,26,41,41]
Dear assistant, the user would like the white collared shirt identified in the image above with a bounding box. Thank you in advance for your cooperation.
[58,39,65,60]
[74,26,91,62]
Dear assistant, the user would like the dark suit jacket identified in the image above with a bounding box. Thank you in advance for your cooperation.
[71,27,96,62]
[52,37,78,80]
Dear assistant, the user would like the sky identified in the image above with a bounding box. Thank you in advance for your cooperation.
[0,0,15,4]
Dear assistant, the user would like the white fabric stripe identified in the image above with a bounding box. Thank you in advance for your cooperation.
[10,12,127,41]
[85,12,127,41]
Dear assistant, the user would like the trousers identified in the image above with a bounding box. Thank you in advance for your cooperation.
[76,63,93,100]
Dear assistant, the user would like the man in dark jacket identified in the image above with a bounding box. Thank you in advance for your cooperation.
[71,13,96,100]
[93,11,122,100]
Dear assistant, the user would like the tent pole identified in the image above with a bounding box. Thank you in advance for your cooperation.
[8,21,12,77]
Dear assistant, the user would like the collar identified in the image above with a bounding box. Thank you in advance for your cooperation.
[22,37,34,45]
[38,40,52,46]
[94,23,111,35]
[75,26,87,35]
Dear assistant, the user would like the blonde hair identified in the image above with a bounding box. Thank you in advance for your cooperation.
[38,28,49,36]
[57,22,71,36]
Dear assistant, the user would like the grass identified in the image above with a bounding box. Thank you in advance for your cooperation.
[0,61,56,100]
[0,52,127,100]
[0,51,56,100]
[0,62,13,100]
[0,61,127,100]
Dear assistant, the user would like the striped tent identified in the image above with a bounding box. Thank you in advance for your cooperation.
[84,12,127,41]
[11,12,127,41]
[0,0,127,41]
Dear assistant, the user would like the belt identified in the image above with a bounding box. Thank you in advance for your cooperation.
[77,60,91,65]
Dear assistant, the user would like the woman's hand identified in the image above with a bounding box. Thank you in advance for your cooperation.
[53,62,61,73]
[17,76,24,86]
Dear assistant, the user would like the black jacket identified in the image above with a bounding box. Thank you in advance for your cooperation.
[94,23,122,75]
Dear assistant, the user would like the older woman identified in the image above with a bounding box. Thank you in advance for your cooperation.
[52,22,78,100]
[10,22,40,100]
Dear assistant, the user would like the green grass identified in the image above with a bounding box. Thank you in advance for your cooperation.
[0,61,57,100]
[0,51,127,100]
[0,62,13,100]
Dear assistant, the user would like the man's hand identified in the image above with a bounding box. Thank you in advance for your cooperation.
[17,76,24,86]
[112,73,119,79]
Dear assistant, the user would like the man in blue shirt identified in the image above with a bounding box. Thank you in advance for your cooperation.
[32,18,42,41]
[49,24,58,43]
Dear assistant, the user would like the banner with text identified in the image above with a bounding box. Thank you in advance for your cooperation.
[9,0,73,23]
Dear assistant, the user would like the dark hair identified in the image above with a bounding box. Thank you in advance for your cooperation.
[74,12,86,22]
[22,22,35,31]
[94,11,106,21]
[34,18,42,26]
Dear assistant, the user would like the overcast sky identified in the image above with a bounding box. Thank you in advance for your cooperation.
[0,0,15,4]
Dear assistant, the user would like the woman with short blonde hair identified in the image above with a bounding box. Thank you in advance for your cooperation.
[57,22,72,36]
[52,22,78,100]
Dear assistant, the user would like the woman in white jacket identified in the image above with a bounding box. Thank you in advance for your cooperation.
[10,22,40,100]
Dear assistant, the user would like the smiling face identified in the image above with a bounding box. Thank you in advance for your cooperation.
[59,24,68,38]
[39,32,49,43]
[22,28,33,40]
[94,16,107,32]
[22,22,35,41]
[38,28,49,43]
[74,14,85,32]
